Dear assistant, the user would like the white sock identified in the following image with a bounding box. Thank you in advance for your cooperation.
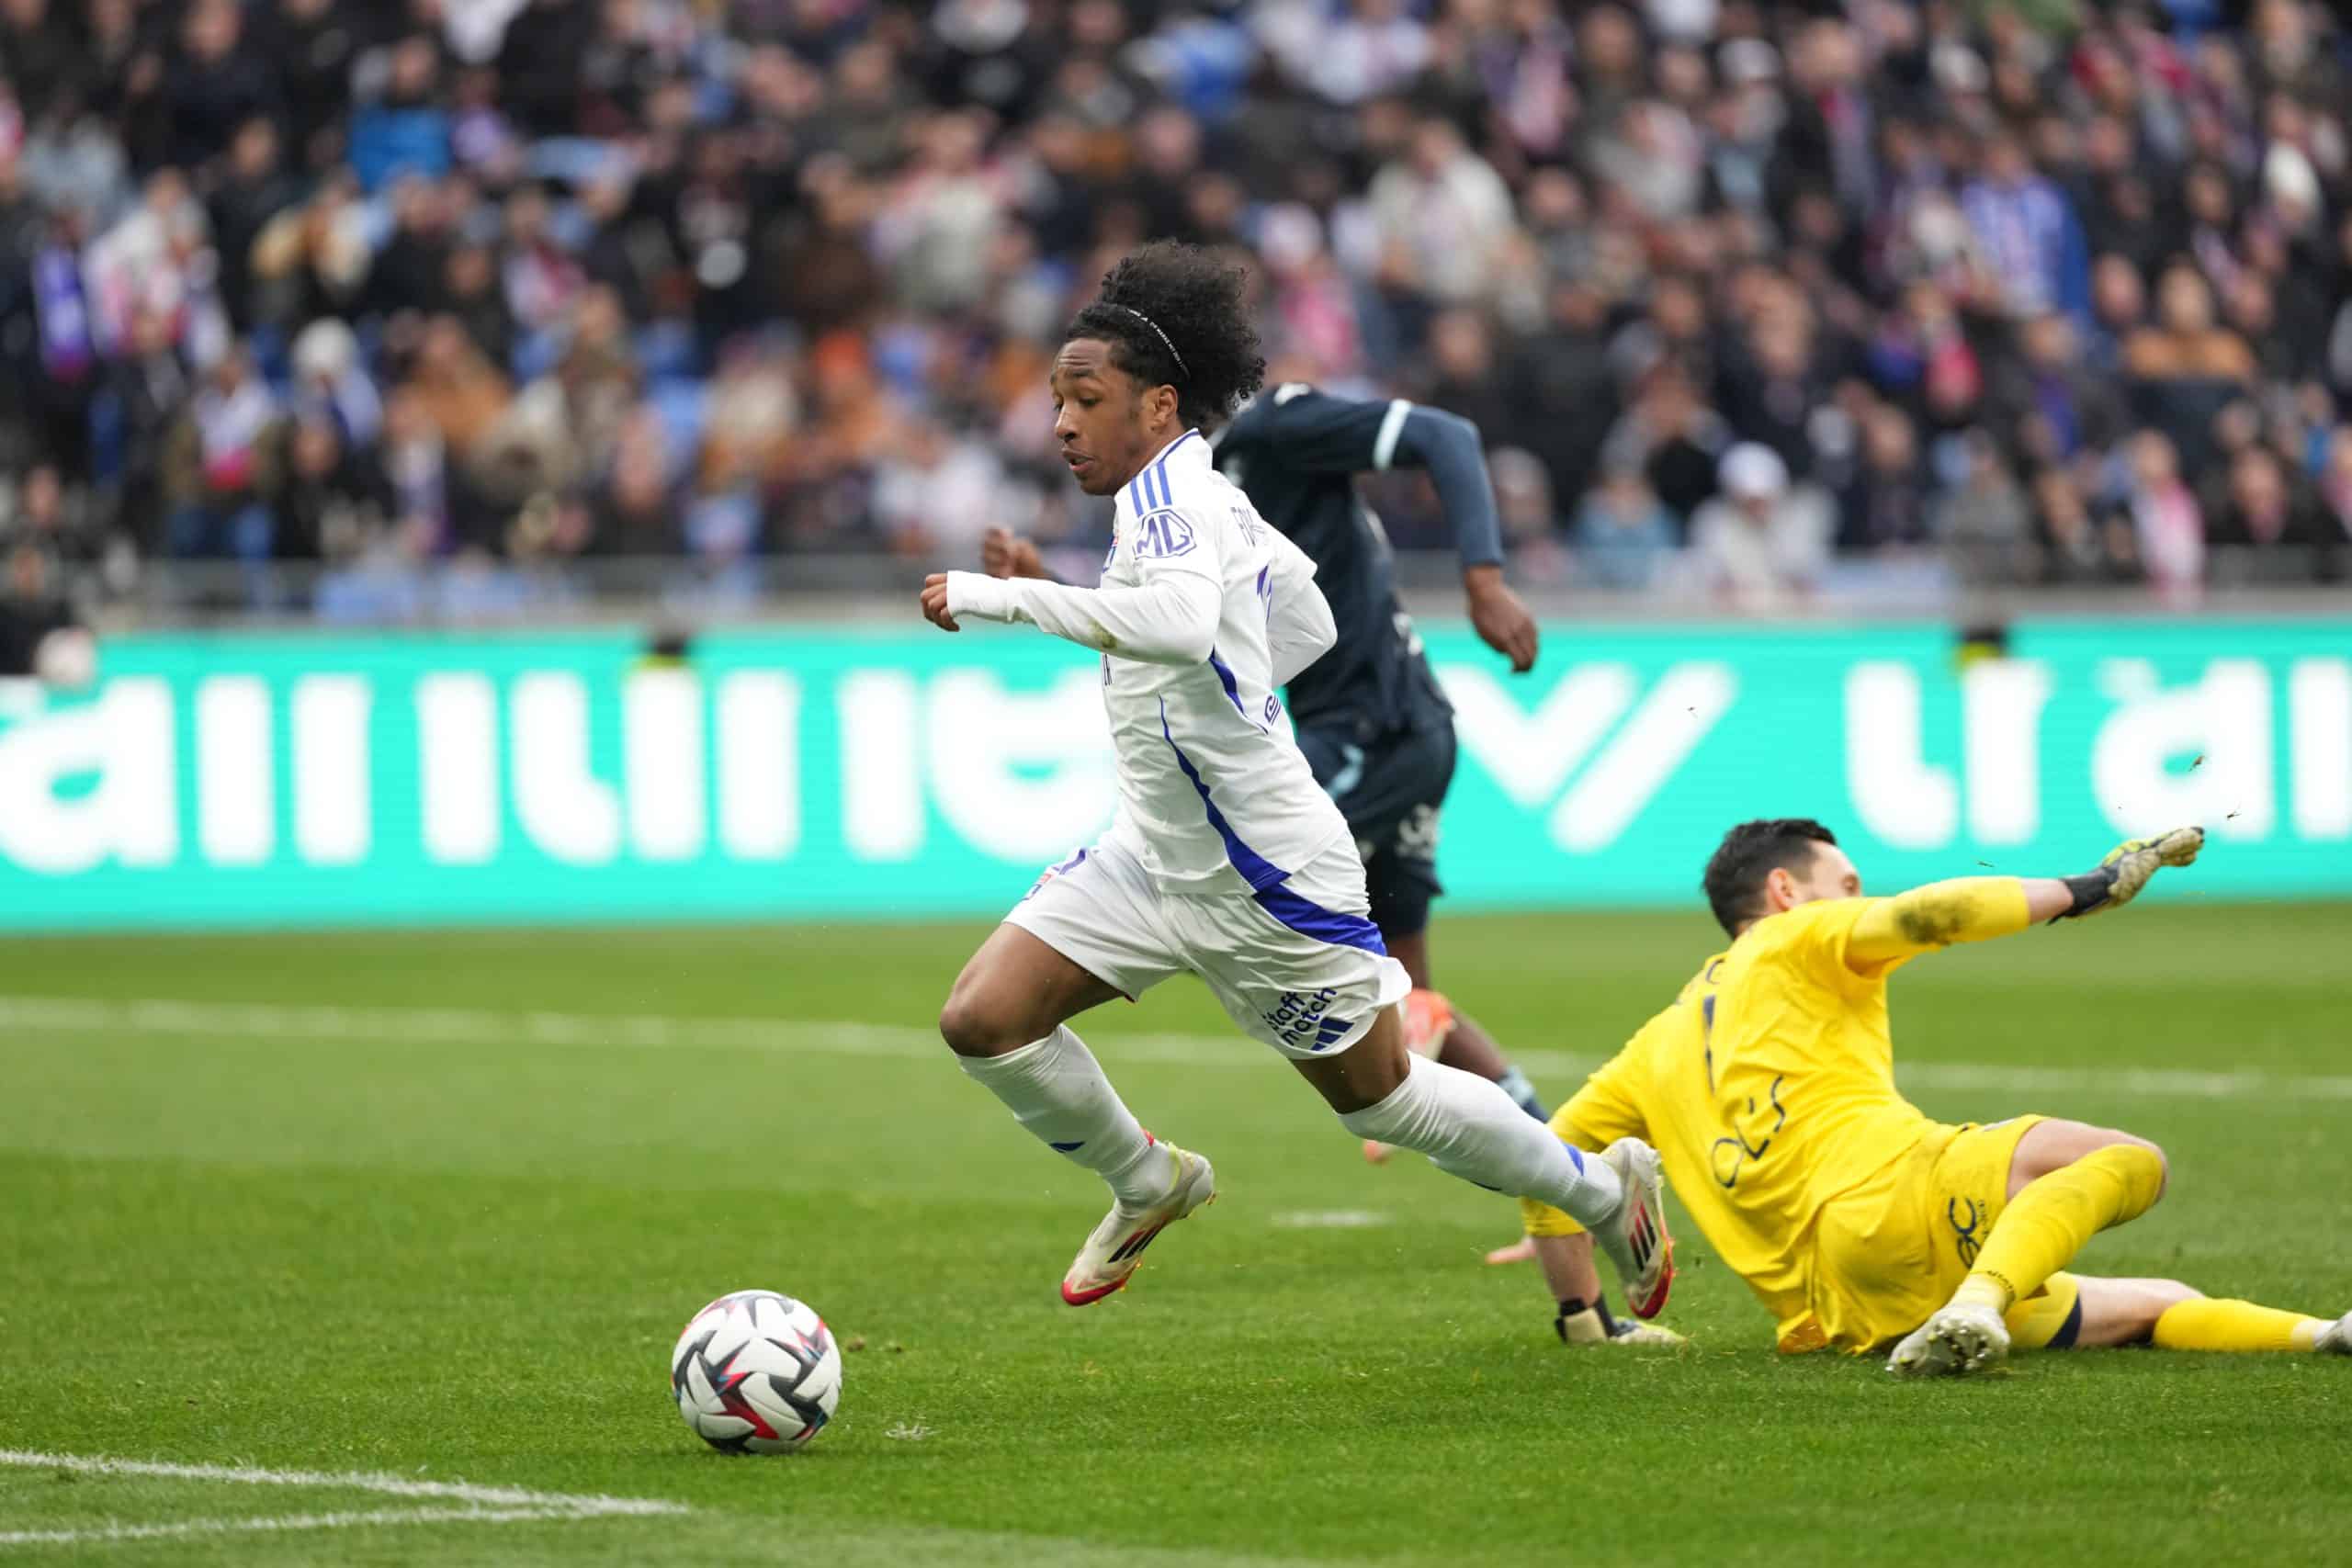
[956,1026,1171,1209]
[1338,1055,1623,1226]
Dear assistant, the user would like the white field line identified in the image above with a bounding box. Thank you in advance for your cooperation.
[4,994,2349,1103]
[0,1450,685,1518]
[0,1506,579,1550]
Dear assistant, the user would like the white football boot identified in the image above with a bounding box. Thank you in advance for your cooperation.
[1591,1137,1675,1319]
[2313,1311,2352,1355]
[1888,1301,2012,1377]
[1060,1139,1216,1306]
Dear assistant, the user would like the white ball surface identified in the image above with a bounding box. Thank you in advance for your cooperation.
[670,1290,842,1454]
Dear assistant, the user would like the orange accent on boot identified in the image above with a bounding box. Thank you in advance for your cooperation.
[1401,989,1457,1057]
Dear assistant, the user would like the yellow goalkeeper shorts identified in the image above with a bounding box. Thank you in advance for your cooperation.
[1804,1113,2060,1352]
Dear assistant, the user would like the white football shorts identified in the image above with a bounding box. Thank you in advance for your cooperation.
[1004,835,1412,1060]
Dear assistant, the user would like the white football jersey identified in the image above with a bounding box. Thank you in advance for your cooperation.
[1094,430,1351,896]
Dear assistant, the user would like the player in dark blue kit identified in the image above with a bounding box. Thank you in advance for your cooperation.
[986,378,1678,1341]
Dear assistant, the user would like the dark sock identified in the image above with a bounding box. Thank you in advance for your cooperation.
[1496,1066,1547,1122]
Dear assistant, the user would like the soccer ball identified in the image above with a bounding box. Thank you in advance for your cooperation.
[670,1290,842,1454]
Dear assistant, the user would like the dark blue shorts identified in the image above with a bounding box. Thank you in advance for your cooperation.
[1295,721,1456,942]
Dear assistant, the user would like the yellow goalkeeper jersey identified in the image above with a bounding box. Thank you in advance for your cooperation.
[1526,897,1957,1349]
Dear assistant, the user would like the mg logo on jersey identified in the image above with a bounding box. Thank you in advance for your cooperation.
[1441,661,1738,853]
[1133,508,1195,560]
[1261,986,1348,1051]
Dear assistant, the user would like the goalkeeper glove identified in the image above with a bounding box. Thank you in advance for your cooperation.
[2055,826,2204,919]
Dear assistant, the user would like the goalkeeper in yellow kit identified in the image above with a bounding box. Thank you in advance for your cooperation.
[1521,818,2352,1376]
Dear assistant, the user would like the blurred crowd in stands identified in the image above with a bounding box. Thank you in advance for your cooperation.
[3,0,2352,641]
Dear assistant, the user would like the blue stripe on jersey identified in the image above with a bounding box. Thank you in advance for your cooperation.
[1120,431,1202,519]
[1207,648,1260,728]
[1159,701,1286,890]
[1143,431,1198,511]
[1159,701,1387,954]
[1256,881,1387,954]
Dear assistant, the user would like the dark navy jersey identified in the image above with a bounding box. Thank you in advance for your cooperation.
[1210,384,1505,742]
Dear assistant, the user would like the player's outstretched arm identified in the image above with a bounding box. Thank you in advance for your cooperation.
[921,568,1220,666]
[2046,826,2206,920]
[1844,827,2205,967]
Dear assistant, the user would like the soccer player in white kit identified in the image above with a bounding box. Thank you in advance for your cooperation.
[918,242,1674,1317]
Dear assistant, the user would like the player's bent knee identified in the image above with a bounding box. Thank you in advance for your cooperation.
[937,981,1026,1058]
[936,992,986,1055]
[2011,1119,2170,1201]
[2097,1129,2170,1201]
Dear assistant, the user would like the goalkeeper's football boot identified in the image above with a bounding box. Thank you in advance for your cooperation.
[2314,1311,2352,1355]
[1887,1302,2012,1377]
[1060,1138,1216,1306]
[1556,1298,1689,1348]
[1363,990,1458,1164]
[1592,1137,1675,1319]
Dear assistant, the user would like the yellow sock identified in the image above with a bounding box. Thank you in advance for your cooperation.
[2153,1298,2328,1352]
[1952,1144,2167,1314]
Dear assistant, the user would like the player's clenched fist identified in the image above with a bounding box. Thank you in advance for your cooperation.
[2060,825,2204,919]
[981,528,1046,581]
[920,573,960,632]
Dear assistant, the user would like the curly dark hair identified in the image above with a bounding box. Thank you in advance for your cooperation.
[1702,818,1839,936]
[1064,241,1265,434]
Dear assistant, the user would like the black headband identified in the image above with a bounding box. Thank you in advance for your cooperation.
[1115,306,1189,380]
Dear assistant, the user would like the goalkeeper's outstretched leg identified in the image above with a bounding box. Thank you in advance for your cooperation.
[1893,1118,2344,1373]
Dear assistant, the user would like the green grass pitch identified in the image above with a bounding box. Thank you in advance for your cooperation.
[2,903,2349,1565]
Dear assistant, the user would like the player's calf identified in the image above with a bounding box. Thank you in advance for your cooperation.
[1303,1018,1673,1315]
[2006,1275,2345,1356]
[2066,1276,2201,1347]
[943,926,1183,1227]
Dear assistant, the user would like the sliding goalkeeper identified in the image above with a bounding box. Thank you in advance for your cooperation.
[1519,818,2350,1376]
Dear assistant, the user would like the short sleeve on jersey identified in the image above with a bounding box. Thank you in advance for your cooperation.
[1749,900,1888,995]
